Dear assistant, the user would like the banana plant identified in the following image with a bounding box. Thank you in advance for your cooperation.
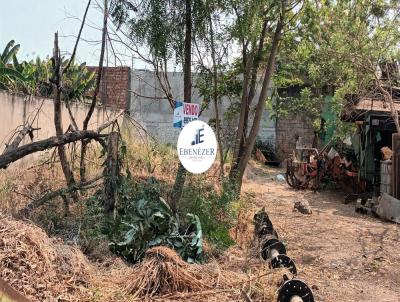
[0,40,29,91]
[1,40,20,64]
[62,60,95,102]
[0,40,95,100]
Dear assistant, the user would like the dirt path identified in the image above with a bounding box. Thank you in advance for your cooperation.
[241,162,400,302]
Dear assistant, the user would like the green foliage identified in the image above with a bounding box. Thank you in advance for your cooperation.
[196,65,242,103]
[226,0,281,46]
[271,0,400,139]
[1,40,20,64]
[180,178,236,249]
[61,60,96,102]
[0,67,26,90]
[111,0,186,62]
[0,40,95,102]
[92,139,204,264]
[110,0,137,29]
[268,87,321,123]
[108,191,203,263]
[0,40,27,90]
[82,169,204,263]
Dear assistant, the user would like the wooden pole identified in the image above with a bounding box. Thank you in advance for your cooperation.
[104,131,119,213]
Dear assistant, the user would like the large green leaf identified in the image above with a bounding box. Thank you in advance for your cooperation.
[1,40,20,64]
[110,196,203,263]
[0,67,25,81]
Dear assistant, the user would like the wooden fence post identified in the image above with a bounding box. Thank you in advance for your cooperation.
[104,132,119,213]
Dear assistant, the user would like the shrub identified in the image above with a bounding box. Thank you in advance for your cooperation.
[109,197,203,263]
[179,178,236,250]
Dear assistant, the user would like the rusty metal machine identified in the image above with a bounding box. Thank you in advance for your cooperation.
[254,209,314,302]
[286,148,320,190]
[286,145,363,193]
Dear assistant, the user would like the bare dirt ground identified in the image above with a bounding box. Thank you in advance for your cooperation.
[1,161,399,302]
[240,161,400,302]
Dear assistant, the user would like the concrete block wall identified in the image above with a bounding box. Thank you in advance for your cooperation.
[86,67,312,158]
[129,69,277,145]
[275,114,316,159]
[0,90,122,168]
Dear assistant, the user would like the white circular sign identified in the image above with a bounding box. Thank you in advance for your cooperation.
[177,120,217,174]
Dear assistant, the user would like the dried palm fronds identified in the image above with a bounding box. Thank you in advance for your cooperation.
[0,215,91,301]
[124,246,212,298]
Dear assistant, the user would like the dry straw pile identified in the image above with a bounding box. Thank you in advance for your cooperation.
[0,214,92,301]
[0,213,284,301]
[122,246,285,301]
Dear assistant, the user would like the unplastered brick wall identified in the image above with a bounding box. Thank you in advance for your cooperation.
[276,114,316,159]
[87,66,131,111]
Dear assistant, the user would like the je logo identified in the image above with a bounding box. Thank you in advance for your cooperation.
[191,126,204,145]
[177,120,217,174]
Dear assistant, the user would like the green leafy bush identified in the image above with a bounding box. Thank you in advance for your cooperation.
[180,179,236,250]
[109,197,203,263]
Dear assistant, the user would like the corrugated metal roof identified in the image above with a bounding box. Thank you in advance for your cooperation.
[353,98,400,112]
[341,96,400,121]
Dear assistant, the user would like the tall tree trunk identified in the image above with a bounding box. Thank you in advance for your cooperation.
[170,0,192,213]
[53,33,76,190]
[235,6,286,189]
[209,14,225,180]
[229,51,254,178]
[183,0,192,105]
[240,18,270,151]
[230,19,269,179]
[63,0,92,132]
[80,0,108,182]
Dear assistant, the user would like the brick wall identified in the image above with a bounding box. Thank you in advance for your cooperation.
[276,114,316,159]
[87,66,131,111]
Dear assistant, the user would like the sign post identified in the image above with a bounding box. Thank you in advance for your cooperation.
[173,101,200,128]
[177,120,217,174]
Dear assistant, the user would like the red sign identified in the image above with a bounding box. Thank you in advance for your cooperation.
[183,103,199,117]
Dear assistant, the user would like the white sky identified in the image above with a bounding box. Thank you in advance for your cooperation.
[0,0,137,67]
[0,1,240,71]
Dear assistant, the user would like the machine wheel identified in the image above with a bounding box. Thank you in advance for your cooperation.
[286,159,300,189]
[261,238,286,260]
[270,254,298,275]
[277,279,314,302]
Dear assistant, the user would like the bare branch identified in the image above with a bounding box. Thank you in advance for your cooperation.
[83,0,108,130]
[17,175,103,218]
[80,0,109,182]
[0,130,107,170]
[63,0,92,74]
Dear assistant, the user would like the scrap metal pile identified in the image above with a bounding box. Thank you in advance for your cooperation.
[286,145,364,193]
[254,209,314,302]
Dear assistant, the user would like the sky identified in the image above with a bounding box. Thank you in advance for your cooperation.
[0,0,121,66]
[0,0,238,70]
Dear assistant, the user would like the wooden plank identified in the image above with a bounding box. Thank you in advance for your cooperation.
[0,278,30,302]
[392,134,400,199]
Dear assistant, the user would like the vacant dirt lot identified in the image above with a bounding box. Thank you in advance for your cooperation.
[1,161,399,302]
[240,162,400,302]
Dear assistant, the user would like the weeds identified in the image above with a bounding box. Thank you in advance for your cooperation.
[0,135,237,264]
[180,178,237,250]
